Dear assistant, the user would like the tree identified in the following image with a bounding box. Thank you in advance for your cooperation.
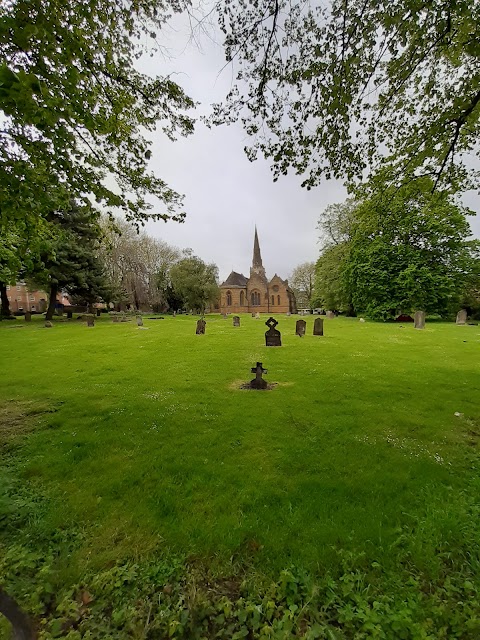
[1,0,194,232]
[170,256,219,314]
[344,179,479,319]
[212,0,480,190]
[290,262,316,309]
[315,244,352,314]
[32,205,107,320]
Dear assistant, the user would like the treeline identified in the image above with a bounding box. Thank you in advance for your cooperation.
[313,178,480,320]
[0,206,219,320]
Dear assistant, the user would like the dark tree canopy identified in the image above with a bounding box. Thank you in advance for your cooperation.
[212,0,480,190]
[1,0,194,229]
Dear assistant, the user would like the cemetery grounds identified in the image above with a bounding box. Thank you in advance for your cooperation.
[0,314,479,638]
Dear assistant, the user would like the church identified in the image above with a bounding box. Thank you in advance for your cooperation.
[219,228,297,314]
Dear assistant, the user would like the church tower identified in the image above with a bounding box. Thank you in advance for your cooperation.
[250,226,267,281]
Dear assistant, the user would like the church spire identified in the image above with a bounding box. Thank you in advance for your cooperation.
[250,226,267,281]
[252,225,263,267]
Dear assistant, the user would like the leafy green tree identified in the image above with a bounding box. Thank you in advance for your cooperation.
[32,205,107,320]
[290,262,316,309]
[170,256,219,314]
[1,0,194,232]
[213,0,479,189]
[315,244,353,314]
[345,179,478,319]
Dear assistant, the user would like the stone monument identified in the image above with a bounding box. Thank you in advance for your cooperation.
[313,318,324,335]
[196,319,206,334]
[414,310,425,329]
[456,309,467,325]
[326,310,335,319]
[249,362,268,389]
[24,312,31,322]
[137,316,143,327]
[265,317,281,347]
[296,319,306,337]
[233,316,240,327]
[86,315,95,327]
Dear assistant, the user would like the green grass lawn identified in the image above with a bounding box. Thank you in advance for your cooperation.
[1,313,479,638]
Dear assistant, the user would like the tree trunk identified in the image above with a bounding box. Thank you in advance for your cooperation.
[0,588,36,639]
[45,284,58,321]
[0,282,12,318]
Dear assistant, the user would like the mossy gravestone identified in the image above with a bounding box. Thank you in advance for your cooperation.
[313,317,324,336]
[233,316,240,327]
[296,319,306,337]
[456,309,467,325]
[196,319,206,334]
[265,317,281,346]
[414,310,425,329]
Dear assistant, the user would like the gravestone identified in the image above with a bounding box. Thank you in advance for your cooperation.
[45,321,53,328]
[414,310,425,329]
[86,315,95,327]
[313,317,324,335]
[255,312,260,319]
[265,317,281,347]
[196,319,206,334]
[286,312,291,316]
[24,312,31,322]
[67,311,73,319]
[223,313,228,319]
[96,309,101,317]
[112,314,119,323]
[326,310,335,319]
[359,318,365,323]
[251,313,255,318]
[296,319,306,337]
[250,362,268,389]
[137,316,143,327]
[233,316,240,327]
[456,309,467,325]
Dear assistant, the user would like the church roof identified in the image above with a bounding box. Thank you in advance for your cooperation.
[220,271,248,288]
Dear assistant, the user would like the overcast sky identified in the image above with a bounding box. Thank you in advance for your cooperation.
[139,16,480,283]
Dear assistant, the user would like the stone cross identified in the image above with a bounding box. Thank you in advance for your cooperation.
[265,317,281,346]
[233,316,240,327]
[196,319,206,334]
[414,310,425,329]
[456,309,467,325]
[296,319,306,337]
[313,317,324,336]
[250,362,268,389]
[137,316,143,327]
[24,312,31,322]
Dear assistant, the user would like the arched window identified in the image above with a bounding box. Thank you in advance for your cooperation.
[251,291,261,306]
[256,292,261,305]
[240,291,244,306]
[271,295,274,305]
[251,292,255,305]
[226,291,232,306]
[277,295,281,305]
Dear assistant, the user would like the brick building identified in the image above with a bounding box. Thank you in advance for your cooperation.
[219,229,296,314]
[5,283,69,313]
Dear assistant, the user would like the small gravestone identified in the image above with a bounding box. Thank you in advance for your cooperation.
[137,316,143,327]
[173,311,176,317]
[196,319,206,334]
[286,312,291,316]
[414,310,425,329]
[255,312,260,319]
[296,319,306,337]
[359,318,365,323]
[251,313,255,318]
[223,313,228,319]
[456,309,467,325]
[45,321,53,328]
[233,316,240,327]
[96,309,101,317]
[86,315,95,327]
[67,310,73,319]
[250,362,268,389]
[24,312,31,322]
[265,317,281,346]
[326,310,335,319]
[313,317,324,335]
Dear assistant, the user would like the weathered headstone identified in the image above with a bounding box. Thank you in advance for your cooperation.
[265,317,281,346]
[326,310,335,319]
[24,312,31,322]
[250,362,268,389]
[359,318,365,323]
[137,316,143,327]
[45,321,53,328]
[251,313,255,318]
[456,309,467,325]
[313,317,324,335]
[296,319,306,337]
[96,309,101,317]
[196,319,206,334]
[233,316,240,327]
[86,315,95,327]
[67,310,73,319]
[255,312,260,319]
[414,310,425,330]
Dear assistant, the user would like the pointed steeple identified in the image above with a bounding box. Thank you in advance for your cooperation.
[250,226,267,281]
[252,226,263,267]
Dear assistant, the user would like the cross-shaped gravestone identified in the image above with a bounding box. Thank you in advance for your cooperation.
[265,317,281,346]
[250,362,268,389]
